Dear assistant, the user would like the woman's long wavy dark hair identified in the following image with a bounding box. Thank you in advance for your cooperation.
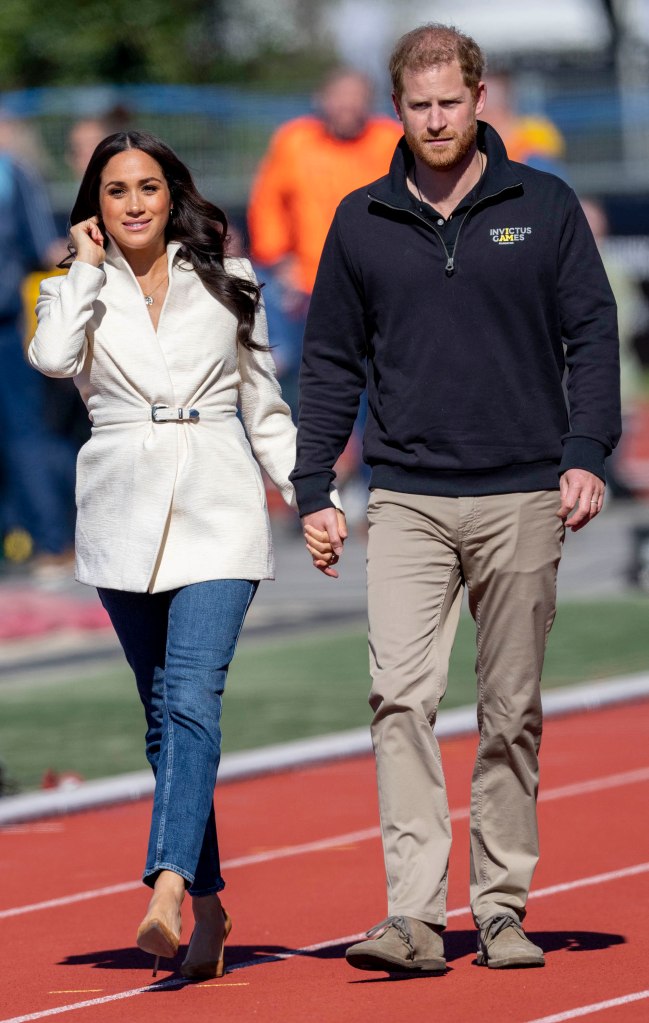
[65,130,264,351]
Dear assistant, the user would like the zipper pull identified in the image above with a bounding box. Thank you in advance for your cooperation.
[445,257,454,277]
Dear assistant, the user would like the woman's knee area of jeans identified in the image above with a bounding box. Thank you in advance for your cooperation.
[145,737,161,767]
[163,660,229,705]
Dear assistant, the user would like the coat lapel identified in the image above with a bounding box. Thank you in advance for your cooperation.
[99,238,182,405]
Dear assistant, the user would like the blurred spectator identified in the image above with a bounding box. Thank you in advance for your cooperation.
[19,109,136,581]
[483,72,566,176]
[583,194,649,583]
[630,280,649,395]
[248,67,402,415]
[66,107,131,181]
[0,117,75,579]
[624,281,649,505]
[0,114,53,176]
[66,117,112,180]
[581,198,644,405]
[580,196,646,501]
[248,68,401,522]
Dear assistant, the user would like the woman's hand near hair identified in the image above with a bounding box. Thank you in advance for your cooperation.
[69,216,106,267]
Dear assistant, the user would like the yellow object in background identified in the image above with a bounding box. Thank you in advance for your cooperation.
[22,268,67,353]
[4,528,33,563]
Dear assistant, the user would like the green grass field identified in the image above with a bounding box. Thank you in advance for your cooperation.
[1,598,648,792]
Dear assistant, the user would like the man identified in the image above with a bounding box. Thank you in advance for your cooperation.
[291,24,620,973]
[247,68,401,416]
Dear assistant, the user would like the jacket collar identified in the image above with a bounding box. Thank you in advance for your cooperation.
[368,121,522,209]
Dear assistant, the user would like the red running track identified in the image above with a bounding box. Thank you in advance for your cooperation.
[1,700,649,1023]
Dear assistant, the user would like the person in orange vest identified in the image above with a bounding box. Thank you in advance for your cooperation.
[248,69,402,418]
[482,72,566,175]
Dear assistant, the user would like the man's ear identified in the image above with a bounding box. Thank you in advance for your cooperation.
[392,92,403,122]
[475,81,487,117]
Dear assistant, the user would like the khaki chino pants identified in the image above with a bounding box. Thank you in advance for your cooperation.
[366,488,564,927]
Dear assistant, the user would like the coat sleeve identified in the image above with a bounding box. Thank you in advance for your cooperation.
[289,210,367,516]
[557,191,621,480]
[234,258,299,509]
[28,260,106,378]
[235,258,342,514]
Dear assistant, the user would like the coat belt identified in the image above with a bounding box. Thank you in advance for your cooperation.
[151,404,199,422]
[90,404,235,427]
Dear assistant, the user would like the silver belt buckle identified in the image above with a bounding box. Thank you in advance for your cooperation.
[151,404,199,423]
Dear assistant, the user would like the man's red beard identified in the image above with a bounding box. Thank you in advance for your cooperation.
[404,117,477,170]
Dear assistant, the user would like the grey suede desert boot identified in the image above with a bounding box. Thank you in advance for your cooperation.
[345,915,446,974]
[477,914,545,968]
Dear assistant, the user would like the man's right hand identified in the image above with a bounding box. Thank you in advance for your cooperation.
[302,508,348,578]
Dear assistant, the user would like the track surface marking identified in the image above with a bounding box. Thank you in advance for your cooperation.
[2,859,649,1023]
[1,700,648,1023]
[525,989,649,1022]
[4,764,649,922]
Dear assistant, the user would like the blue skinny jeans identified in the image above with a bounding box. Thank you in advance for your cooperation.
[98,579,257,895]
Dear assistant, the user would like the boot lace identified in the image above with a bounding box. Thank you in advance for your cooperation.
[479,913,524,952]
[366,915,416,960]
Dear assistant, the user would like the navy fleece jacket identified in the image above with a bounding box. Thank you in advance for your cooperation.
[291,123,621,516]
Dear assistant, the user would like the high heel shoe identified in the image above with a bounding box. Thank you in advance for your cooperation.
[180,906,232,981]
[136,888,183,977]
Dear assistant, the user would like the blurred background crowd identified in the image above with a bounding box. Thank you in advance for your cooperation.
[2,0,649,585]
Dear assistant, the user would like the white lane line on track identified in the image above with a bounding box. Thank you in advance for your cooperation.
[0,932,369,1023]
[538,766,649,803]
[525,989,649,1022]
[0,829,380,921]
[3,765,649,922]
[446,861,649,918]
[222,826,380,868]
[0,882,141,921]
[527,861,649,903]
[2,862,649,1023]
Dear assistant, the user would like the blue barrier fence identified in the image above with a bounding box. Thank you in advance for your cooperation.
[2,81,648,216]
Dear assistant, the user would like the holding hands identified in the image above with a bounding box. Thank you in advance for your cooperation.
[69,216,106,267]
[302,508,348,578]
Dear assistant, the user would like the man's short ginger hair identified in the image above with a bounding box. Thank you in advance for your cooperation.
[389,23,485,99]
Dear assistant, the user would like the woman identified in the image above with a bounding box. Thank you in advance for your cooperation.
[29,131,343,980]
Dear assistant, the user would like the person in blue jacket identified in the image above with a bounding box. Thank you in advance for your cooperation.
[293,23,621,975]
[0,143,72,569]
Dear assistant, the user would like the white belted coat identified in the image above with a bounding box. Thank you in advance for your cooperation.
[29,242,302,593]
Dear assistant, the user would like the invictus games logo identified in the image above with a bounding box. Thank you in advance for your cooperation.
[490,226,532,244]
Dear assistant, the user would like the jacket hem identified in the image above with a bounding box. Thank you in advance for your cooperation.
[370,460,561,497]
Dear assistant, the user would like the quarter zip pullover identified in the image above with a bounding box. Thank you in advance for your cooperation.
[291,123,621,516]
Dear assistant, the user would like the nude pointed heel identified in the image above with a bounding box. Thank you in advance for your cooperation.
[180,907,232,981]
[136,877,183,976]
[136,912,182,977]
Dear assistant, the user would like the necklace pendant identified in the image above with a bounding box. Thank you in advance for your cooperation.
[144,295,154,307]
